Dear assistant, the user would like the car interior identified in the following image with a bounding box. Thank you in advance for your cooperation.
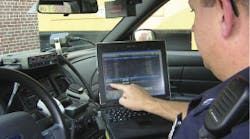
[0,0,222,138]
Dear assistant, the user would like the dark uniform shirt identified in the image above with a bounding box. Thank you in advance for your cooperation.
[173,67,249,139]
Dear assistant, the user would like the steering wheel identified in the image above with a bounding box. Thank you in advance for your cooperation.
[0,68,67,139]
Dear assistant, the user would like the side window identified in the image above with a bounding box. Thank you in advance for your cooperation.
[137,0,196,51]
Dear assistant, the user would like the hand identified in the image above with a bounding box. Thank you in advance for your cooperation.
[109,83,154,111]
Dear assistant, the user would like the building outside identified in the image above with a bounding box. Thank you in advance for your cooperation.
[0,0,40,55]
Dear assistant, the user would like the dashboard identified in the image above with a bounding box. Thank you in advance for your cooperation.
[0,48,104,139]
[0,46,219,139]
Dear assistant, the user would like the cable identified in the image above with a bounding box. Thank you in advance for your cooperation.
[70,120,75,139]
[89,68,97,89]
[58,55,94,100]
[51,35,96,100]
[70,37,96,47]
[63,114,76,139]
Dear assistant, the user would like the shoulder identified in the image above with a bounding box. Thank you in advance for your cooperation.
[224,121,249,139]
[173,67,249,139]
[189,67,249,112]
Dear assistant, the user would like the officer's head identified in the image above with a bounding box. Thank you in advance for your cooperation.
[188,0,249,81]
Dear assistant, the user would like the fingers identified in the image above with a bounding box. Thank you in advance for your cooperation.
[109,83,127,91]
[119,96,126,105]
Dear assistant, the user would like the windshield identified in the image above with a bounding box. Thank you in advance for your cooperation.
[38,0,122,52]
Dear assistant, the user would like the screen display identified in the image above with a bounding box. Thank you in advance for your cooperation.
[102,50,166,100]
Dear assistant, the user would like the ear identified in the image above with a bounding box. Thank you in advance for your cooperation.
[219,0,234,38]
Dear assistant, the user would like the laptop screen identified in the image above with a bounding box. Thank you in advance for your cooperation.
[97,41,170,105]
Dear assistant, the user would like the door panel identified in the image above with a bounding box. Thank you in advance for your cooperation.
[167,51,220,100]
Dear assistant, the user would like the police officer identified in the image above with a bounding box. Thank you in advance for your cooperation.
[110,0,249,138]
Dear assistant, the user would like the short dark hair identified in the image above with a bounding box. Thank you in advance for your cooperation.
[200,0,248,15]
[200,0,216,7]
[238,0,249,15]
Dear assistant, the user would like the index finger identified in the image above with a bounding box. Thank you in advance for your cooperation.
[109,83,127,91]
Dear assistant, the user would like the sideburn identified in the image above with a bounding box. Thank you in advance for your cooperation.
[201,0,216,7]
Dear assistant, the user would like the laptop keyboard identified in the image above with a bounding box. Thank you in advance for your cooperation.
[102,107,151,123]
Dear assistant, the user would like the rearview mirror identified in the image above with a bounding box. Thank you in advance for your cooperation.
[134,29,156,41]
[38,0,98,14]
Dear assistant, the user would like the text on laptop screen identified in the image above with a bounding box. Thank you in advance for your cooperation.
[102,50,165,100]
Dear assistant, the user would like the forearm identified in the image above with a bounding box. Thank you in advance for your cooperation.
[143,98,189,121]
